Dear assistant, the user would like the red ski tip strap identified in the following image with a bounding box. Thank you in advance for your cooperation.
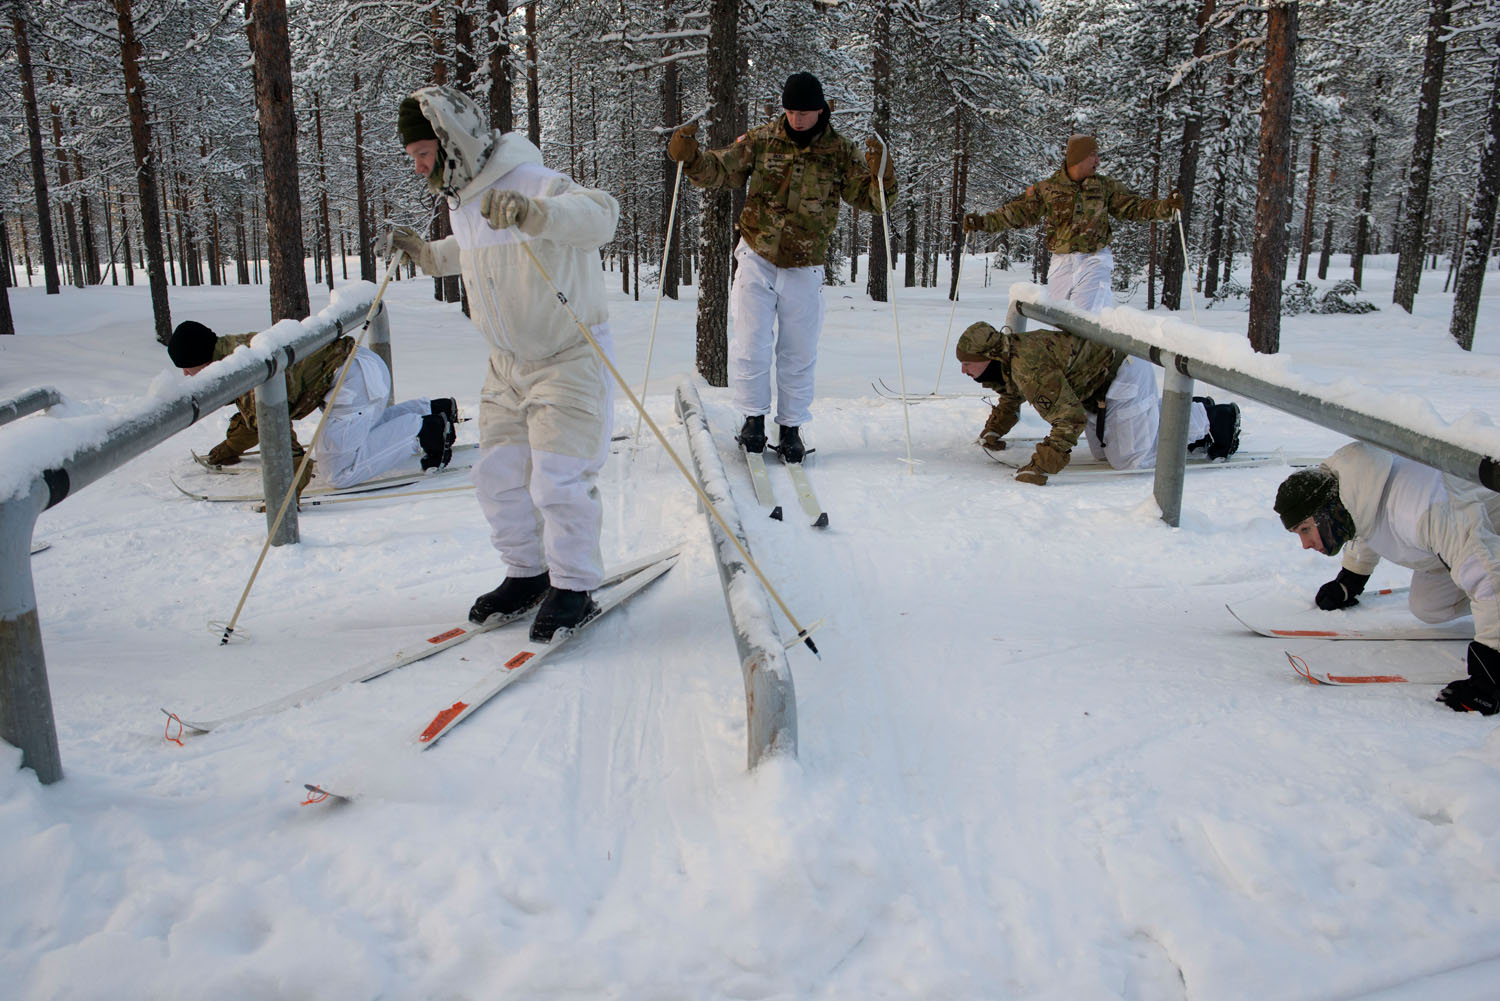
[162,712,185,746]
[419,701,469,742]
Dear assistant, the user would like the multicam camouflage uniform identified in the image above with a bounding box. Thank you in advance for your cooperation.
[957,321,1124,483]
[969,168,1174,255]
[684,116,892,267]
[209,333,356,460]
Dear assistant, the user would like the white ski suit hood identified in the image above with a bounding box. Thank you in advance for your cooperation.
[1325,441,1500,648]
[403,86,620,460]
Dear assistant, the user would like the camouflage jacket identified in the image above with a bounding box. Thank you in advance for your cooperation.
[683,116,892,268]
[973,168,1174,254]
[213,333,356,451]
[957,321,1124,458]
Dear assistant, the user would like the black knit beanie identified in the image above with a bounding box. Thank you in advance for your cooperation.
[167,320,218,369]
[397,96,438,146]
[781,72,826,112]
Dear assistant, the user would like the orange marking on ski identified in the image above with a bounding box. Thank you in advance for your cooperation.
[427,627,466,644]
[505,651,534,670]
[419,701,469,742]
[1327,674,1409,684]
[1270,629,1341,637]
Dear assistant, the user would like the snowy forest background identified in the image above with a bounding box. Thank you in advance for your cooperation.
[2,0,1498,357]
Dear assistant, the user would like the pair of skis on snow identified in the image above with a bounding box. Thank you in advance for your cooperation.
[743,444,828,529]
[1227,586,1469,686]
[161,546,680,803]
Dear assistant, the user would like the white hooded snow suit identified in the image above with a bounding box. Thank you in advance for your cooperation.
[405,86,620,591]
[1325,441,1500,650]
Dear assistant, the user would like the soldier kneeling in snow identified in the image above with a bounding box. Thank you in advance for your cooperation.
[1274,442,1500,715]
[955,320,1240,484]
[168,320,456,490]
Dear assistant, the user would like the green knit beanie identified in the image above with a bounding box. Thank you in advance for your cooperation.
[1274,466,1339,530]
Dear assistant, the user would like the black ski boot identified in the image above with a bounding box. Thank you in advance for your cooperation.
[530,587,600,642]
[430,398,459,445]
[418,413,454,470]
[775,424,806,463]
[736,415,767,454]
[469,571,551,625]
[1206,402,1241,460]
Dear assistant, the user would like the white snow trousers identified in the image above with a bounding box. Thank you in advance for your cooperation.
[1049,249,1209,469]
[729,240,825,428]
[318,347,428,488]
[472,327,615,593]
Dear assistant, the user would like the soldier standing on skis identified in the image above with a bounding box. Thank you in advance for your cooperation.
[961,135,1239,464]
[1274,442,1500,716]
[168,320,457,490]
[390,85,620,642]
[666,71,896,463]
[954,321,1238,484]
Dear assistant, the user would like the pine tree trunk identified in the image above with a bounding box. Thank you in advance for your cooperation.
[112,0,169,336]
[1247,1,1297,354]
[1317,133,1339,280]
[14,13,59,296]
[47,89,84,290]
[866,0,892,303]
[694,0,736,386]
[1162,0,1217,311]
[1394,0,1453,311]
[314,93,334,292]
[904,189,916,288]
[245,0,309,323]
[119,191,134,286]
[73,151,101,285]
[1352,127,1377,288]
[1451,29,1500,351]
[489,0,514,132]
[1204,164,1227,299]
[1297,124,1320,280]
[525,3,541,150]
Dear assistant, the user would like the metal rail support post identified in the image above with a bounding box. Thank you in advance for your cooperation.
[254,370,299,546]
[0,480,61,783]
[367,302,394,406]
[1155,363,1195,527]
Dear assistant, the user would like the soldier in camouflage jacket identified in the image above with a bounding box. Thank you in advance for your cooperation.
[667,71,896,461]
[963,135,1179,313]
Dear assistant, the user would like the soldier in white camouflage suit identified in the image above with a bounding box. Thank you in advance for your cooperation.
[667,71,896,463]
[390,85,620,642]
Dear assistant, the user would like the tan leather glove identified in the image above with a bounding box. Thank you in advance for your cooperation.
[206,441,242,466]
[865,137,895,187]
[389,225,437,274]
[962,212,989,233]
[1168,189,1183,213]
[480,189,535,231]
[667,123,699,164]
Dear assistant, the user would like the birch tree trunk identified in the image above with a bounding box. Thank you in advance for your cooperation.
[1247,1,1297,354]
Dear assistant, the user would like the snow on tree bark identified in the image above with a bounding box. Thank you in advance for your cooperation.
[1248,0,1297,355]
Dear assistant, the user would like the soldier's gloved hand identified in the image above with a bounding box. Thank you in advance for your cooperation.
[962,212,988,233]
[206,442,241,467]
[388,225,437,274]
[668,123,699,163]
[1168,189,1183,213]
[1437,643,1500,714]
[865,137,895,186]
[480,189,535,231]
[1315,568,1369,610]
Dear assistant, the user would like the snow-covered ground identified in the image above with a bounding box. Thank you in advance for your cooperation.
[3,251,1500,1000]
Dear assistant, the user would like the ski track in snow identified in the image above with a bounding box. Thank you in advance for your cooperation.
[3,255,1500,999]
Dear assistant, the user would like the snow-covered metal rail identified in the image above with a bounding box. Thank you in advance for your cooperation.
[0,285,385,784]
[0,386,62,428]
[675,379,798,768]
[1005,286,1500,528]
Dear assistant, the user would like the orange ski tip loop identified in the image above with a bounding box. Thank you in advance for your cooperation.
[162,712,185,746]
[1286,652,1319,684]
[419,701,469,742]
[301,785,330,805]
[505,651,534,670]
[428,627,466,644]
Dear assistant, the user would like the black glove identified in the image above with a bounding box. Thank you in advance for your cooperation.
[1315,568,1370,611]
[1436,642,1500,714]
